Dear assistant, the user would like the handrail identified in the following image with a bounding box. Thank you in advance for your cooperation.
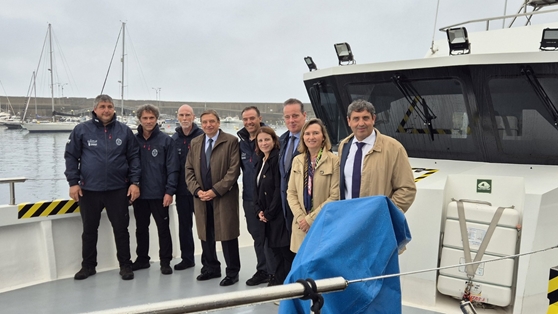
[439,7,558,32]
[0,177,27,205]
[90,277,348,314]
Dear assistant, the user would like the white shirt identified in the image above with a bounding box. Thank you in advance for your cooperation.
[205,131,220,150]
[256,158,266,186]
[343,130,376,200]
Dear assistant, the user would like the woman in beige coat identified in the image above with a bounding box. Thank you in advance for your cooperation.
[287,119,340,253]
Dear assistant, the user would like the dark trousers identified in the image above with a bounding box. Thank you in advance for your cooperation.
[271,246,295,284]
[79,188,131,268]
[175,194,195,265]
[133,199,173,265]
[201,201,240,277]
[243,200,275,274]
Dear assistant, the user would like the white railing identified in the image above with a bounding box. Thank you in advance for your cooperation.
[439,6,558,32]
[0,177,27,205]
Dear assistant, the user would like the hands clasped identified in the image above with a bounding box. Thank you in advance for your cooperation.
[198,190,216,202]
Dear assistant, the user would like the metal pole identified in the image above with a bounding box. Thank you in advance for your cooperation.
[48,24,54,120]
[120,22,125,117]
[9,182,15,205]
[90,277,347,314]
[502,0,508,29]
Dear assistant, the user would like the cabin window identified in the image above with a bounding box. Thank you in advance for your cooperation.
[488,77,558,158]
[346,78,475,158]
[307,82,350,146]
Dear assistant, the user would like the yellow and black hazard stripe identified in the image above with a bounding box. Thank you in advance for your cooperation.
[549,266,558,313]
[18,199,80,219]
[412,168,438,183]
[397,102,416,134]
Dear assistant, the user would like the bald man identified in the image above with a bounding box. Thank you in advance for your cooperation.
[171,105,204,270]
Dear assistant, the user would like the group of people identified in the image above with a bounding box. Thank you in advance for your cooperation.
[64,94,417,287]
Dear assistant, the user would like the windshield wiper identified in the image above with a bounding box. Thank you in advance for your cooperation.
[521,66,558,129]
[392,75,437,141]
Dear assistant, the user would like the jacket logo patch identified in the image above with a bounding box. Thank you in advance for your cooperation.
[87,139,97,147]
[116,138,122,146]
[241,152,247,160]
[152,149,158,157]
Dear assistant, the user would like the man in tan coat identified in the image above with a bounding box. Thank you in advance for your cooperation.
[338,99,416,212]
[185,110,241,286]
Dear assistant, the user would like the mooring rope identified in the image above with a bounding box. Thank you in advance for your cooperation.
[347,244,558,284]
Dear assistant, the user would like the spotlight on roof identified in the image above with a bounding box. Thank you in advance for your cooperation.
[446,27,470,55]
[540,28,558,51]
[334,42,355,65]
[304,56,317,71]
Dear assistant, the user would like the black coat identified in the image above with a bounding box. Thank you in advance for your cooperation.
[254,148,290,248]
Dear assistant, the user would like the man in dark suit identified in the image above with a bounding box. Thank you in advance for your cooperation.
[277,98,306,285]
[185,109,241,286]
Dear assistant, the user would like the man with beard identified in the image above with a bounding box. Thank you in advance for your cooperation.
[172,104,204,270]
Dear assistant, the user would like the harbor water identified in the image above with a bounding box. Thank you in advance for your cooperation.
[0,123,286,205]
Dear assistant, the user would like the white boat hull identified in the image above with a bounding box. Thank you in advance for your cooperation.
[1,160,557,313]
[24,122,77,133]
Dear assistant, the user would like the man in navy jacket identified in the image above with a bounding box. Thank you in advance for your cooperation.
[64,94,140,281]
[238,106,274,286]
[132,104,179,275]
[171,104,203,270]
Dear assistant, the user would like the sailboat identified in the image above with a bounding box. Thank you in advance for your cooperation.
[23,24,78,133]
[101,22,140,130]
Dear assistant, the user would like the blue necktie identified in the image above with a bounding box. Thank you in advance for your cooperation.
[284,136,296,170]
[352,142,366,198]
[206,139,213,167]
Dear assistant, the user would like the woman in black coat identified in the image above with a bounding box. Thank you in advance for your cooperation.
[254,126,295,285]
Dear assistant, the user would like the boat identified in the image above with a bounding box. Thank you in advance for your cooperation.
[2,2,558,313]
[0,111,9,125]
[4,118,24,129]
[301,1,558,313]
[223,115,240,123]
[22,24,78,133]
[0,96,18,127]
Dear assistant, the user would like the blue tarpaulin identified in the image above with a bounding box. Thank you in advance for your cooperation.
[279,195,412,314]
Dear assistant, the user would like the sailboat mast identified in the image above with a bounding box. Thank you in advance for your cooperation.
[121,22,125,117]
[48,23,54,119]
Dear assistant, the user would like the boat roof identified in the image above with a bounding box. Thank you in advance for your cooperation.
[303,21,558,81]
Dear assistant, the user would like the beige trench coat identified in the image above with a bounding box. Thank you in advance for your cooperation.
[338,129,416,212]
[185,130,241,241]
[287,151,340,252]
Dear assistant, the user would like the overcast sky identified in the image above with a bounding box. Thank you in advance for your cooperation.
[0,0,550,103]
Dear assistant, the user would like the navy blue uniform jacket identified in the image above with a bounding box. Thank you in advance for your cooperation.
[172,124,204,196]
[64,112,141,191]
[136,124,179,199]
